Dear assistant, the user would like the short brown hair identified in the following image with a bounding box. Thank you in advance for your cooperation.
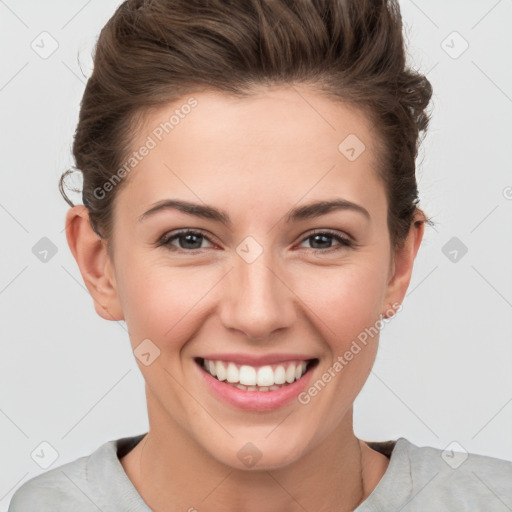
[60,0,433,253]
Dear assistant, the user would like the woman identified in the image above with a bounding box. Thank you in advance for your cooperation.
[9,0,511,510]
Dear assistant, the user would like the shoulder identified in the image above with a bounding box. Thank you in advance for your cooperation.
[7,453,92,512]
[405,438,511,485]
[403,439,512,511]
[383,438,512,511]
[8,434,146,512]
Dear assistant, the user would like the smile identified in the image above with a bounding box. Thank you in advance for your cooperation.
[195,357,318,392]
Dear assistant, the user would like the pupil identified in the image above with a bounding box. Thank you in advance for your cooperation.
[311,234,330,249]
[181,234,202,249]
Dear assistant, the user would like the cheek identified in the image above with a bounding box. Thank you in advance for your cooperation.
[291,261,388,423]
[293,257,389,344]
[116,254,218,352]
[115,260,215,409]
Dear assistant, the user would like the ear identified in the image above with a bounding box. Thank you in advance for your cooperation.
[382,211,425,317]
[65,205,124,321]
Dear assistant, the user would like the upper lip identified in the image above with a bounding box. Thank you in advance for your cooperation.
[196,353,318,366]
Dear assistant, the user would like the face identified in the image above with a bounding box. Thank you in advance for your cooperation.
[92,85,414,470]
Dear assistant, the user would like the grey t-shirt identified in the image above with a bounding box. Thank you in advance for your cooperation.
[7,433,512,511]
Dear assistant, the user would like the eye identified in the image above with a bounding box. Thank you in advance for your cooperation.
[159,230,215,251]
[298,230,354,253]
[157,228,354,254]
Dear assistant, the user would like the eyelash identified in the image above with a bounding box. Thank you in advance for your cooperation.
[157,229,355,254]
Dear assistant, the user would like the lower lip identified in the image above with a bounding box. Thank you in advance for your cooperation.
[195,359,317,412]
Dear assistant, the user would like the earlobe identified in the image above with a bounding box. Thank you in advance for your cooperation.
[382,214,425,316]
[65,206,124,322]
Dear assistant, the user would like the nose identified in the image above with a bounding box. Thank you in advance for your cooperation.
[219,249,296,342]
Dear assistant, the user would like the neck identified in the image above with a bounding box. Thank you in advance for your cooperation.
[121,393,389,512]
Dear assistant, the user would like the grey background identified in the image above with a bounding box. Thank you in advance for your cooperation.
[1,0,511,508]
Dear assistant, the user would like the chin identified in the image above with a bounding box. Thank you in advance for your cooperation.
[201,428,315,472]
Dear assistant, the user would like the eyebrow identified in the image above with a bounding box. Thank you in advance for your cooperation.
[138,198,370,225]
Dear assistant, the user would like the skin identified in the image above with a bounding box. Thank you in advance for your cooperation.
[66,85,424,512]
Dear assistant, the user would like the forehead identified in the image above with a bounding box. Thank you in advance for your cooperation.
[114,85,386,222]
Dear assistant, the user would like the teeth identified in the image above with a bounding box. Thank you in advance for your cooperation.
[201,358,310,389]
[240,365,257,386]
[256,366,274,387]
[226,362,239,383]
[215,361,227,381]
[285,364,296,383]
[274,365,286,385]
